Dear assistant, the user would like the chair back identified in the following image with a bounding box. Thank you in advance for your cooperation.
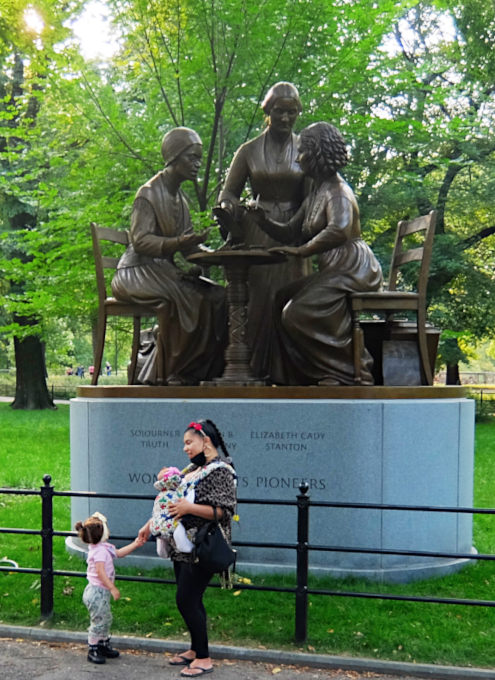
[90,222,129,305]
[388,210,437,299]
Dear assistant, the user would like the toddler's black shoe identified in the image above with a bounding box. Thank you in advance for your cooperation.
[98,638,120,658]
[88,644,106,664]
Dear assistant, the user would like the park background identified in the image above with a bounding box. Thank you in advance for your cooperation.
[1,0,495,405]
[2,0,495,671]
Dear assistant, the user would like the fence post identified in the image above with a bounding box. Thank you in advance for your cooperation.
[40,474,54,620]
[295,482,309,643]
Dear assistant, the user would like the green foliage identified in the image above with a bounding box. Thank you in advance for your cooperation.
[437,331,468,371]
[1,0,495,361]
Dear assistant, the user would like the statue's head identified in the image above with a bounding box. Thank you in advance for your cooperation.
[161,127,203,182]
[297,122,348,179]
[262,82,302,134]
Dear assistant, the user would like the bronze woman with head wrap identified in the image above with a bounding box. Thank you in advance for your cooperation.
[248,122,383,386]
[112,127,227,385]
[161,127,202,166]
[217,82,312,380]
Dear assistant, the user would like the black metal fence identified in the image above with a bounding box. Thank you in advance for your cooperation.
[0,384,78,400]
[468,388,495,421]
[437,372,495,384]
[3,475,495,643]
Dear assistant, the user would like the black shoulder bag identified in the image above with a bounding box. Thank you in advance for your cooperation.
[193,507,236,573]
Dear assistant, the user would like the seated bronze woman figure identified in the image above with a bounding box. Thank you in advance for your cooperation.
[112,127,227,386]
[248,122,383,386]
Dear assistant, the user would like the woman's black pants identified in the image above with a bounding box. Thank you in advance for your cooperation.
[173,560,214,659]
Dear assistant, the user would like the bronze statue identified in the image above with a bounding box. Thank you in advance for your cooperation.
[112,127,227,386]
[248,122,383,386]
[217,82,312,379]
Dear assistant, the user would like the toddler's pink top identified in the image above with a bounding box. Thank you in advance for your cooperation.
[86,542,117,589]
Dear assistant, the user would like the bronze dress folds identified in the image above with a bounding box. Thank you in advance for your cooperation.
[112,171,227,385]
[270,174,383,385]
[218,128,312,378]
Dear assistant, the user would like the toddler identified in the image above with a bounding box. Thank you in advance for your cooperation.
[75,511,144,664]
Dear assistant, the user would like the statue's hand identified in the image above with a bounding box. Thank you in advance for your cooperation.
[179,228,211,251]
[245,195,267,224]
[212,206,242,238]
[178,263,208,284]
[220,199,234,214]
[217,241,245,251]
[187,265,202,278]
[246,205,267,224]
[268,246,301,256]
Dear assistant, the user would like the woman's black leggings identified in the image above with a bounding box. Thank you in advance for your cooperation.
[173,560,214,659]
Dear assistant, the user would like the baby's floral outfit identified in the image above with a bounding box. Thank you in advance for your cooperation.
[150,467,185,537]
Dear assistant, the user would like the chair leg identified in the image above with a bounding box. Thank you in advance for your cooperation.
[156,312,165,386]
[417,307,433,385]
[128,317,141,385]
[352,310,363,386]
[92,310,107,386]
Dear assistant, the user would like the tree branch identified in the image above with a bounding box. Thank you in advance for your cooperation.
[80,72,152,169]
[201,64,235,206]
[140,23,179,126]
[435,163,463,234]
[394,23,414,63]
[176,0,185,126]
[461,225,495,251]
[243,28,293,142]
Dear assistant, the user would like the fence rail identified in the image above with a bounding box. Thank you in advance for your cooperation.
[0,383,78,400]
[437,372,495,385]
[2,475,495,642]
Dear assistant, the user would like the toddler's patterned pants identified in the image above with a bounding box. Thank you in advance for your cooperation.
[83,584,113,640]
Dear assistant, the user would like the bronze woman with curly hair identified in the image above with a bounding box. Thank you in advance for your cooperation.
[248,121,383,385]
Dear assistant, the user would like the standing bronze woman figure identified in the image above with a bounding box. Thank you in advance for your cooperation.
[112,128,227,386]
[249,122,383,386]
[218,82,311,379]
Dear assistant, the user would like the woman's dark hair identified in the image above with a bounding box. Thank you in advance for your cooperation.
[185,419,232,462]
[298,122,348,178]
[75,518,103,545]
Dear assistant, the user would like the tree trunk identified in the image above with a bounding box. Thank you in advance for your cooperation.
[446,362,460,385]
[11,316,56,410]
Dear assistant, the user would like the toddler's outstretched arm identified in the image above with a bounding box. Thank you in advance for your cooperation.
[115,536,145,559]
[138,519,152,543]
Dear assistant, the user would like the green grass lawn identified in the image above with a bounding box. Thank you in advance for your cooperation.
[1,402,495,667]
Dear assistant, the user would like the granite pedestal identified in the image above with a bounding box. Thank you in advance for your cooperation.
[67,386,475,583]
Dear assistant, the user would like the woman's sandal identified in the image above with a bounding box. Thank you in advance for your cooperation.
[180,668,214,677]
[169,654,193,666]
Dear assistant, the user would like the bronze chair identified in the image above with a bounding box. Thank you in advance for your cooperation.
[91,222,165,386]
[350,210,437,386]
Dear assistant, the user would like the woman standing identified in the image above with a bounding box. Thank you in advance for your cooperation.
[248,122,383,386]
[138,419,236,677]
[218,82,312,379]
[112,128,227,386]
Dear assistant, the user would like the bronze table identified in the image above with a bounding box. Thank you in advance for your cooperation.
[187,249,286,385]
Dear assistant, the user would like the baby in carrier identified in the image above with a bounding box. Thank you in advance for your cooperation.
[150,466,185,536]
[150,466,195,555]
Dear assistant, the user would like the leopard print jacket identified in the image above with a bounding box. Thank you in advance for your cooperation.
[169,465,237,564]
